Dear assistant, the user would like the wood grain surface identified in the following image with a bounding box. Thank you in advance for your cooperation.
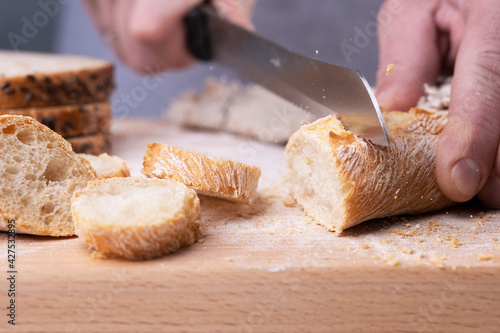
[1,119,499,333]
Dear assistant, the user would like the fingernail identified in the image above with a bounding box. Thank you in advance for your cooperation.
[451,158,482,197]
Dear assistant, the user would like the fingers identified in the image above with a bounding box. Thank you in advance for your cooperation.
[84,0,255,73]
[126,0,199,72]
[477,147,500,208]
[435,1,500,203]
[376,0,442,111]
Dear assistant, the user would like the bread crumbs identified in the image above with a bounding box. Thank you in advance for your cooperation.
[397,246,413,254]
[91,251,108,260]
[384,255,400,266]
[429,254,446,267]
[478,254,493,261]
[386,63,395,76]
[358,244,370,249]
[283,199,296,207]
[448,237,461,248]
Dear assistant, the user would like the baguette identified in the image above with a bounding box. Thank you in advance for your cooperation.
[285,108,454,233]
[67,132,112,155]
[71,177,201,260]
[0,115,97,236]
[0,51,113,109]
[142,143,261,204]
[166,78,313,144]
[78,153,130,178]
[0,102,111,138]
[167,78,240,131]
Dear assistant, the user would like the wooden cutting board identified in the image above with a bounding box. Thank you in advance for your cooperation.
[1,119,499,332]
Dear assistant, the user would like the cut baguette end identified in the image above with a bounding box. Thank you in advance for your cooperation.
[285,109,453,233]
[142,143,261,204]
[0,115,97,236]
[71,177,201,260]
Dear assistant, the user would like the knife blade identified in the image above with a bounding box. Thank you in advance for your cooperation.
[184,3,390,146]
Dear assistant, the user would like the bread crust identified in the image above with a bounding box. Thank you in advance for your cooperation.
[0,115,97,236]
[142,143,261,204]
[67,133,112,155]
[71,178,202,260]
[285,108,454,233]
[0,52,113,109]
[0,102,111,138]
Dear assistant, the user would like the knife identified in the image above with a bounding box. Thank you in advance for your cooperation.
[184,2,390,146]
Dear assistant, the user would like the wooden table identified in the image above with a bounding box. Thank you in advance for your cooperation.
[1,118,499,332]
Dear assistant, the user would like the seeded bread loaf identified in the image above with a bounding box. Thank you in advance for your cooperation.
[285,108,454,233]
[78,153,130,178]
[67,133,112,155]
[71,177,202,260]
[142,143,261,204]
[0,115,97,236]
[0,51,113,109]
[0,102,111,138]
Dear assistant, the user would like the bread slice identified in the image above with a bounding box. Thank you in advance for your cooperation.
[0,115,97,236]
[0,102,111,138]
[67,132,111,155]
[0,51,113,109]
[71,177,201,260]
[285,108,454,233]
[142,143,261,204]
[78,153,130,178]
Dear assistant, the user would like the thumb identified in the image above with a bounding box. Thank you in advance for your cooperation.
[435,1,500,203]
[375,0,441,111]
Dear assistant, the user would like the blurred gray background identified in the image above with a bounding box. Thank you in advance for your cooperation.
[0,0,384,118]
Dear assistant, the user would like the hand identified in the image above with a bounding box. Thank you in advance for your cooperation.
[82,0,255,73]
[376,0,500,208]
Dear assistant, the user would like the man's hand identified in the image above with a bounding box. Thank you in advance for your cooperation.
[82,0,255,73]
[376,0,500,208]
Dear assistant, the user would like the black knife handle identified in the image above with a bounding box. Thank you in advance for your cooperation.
[184,2,216,61]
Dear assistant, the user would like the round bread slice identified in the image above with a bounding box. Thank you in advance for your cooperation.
[0,102,111,138]
[71,178,202,260]
[78,153,130,178]
[142,143,261,204]
[0,51,113,109]
[67,133,112,155]
[0,115,97,236]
